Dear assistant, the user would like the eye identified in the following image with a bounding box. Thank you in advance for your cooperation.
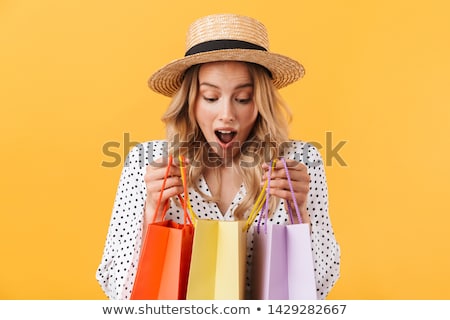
[236,97,252,104]
[203,96,218,103]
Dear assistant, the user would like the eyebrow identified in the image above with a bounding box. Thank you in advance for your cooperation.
[199,82,253,90]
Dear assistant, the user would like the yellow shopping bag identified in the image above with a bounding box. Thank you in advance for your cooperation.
[186,219,247,300]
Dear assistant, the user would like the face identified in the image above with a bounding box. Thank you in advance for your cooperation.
[194,61,258,160]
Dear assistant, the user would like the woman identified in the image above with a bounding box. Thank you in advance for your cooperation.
[96,13,340,299]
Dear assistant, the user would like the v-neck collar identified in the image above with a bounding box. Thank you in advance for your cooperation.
[198,175,246,220]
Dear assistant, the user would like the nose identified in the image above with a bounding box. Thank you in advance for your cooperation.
[218,98,236,122]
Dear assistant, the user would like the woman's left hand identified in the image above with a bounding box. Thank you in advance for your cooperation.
[262,159,311,224]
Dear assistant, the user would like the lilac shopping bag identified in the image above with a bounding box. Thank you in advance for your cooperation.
[251,158,317,300]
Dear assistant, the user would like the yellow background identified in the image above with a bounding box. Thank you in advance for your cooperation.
[1,0,449,299]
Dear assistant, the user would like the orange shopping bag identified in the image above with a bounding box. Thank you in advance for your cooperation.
[130,155,194,300]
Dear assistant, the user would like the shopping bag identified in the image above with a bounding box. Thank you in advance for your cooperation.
[130,155,194,300]
[251,158,317,300]
[186,219,247,300]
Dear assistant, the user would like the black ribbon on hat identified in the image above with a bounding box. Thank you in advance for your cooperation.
[185,39,267,56]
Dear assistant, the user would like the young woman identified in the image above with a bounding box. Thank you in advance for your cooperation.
[96,13,340,300]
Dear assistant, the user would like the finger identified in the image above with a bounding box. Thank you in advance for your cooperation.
[145,163,183,182]
[147,156,188,173]
[267,188,308,204]
[264,168,310,183]
[145,184,185,222]
[146,157,171,178]
[150,185,185,204]
[172,156,190,167]
[262,160,307,173]
[282,159,307,170]
[261,161,287,180]
[265,179,310,194]
[148,156,172,168]
[146,176,183,193]
[262,159,302,169]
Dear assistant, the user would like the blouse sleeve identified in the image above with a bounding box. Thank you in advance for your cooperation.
[290,141,341,299]
[95,143,153,299]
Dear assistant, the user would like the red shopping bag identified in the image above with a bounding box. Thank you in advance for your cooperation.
[130,155,194,300]
[251,158,317,300]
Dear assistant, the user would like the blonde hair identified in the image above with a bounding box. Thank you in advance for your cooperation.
[161,62,292,219]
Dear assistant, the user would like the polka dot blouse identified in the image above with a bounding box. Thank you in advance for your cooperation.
[96,140,341,299]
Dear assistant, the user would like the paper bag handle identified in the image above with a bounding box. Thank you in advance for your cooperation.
[152,155,173,223]
[244,160,276,232]
[262,158,302,225]
[151,155,194,225]
[178,155,198,224]
[248,158,303,233]
[280,157,303,225]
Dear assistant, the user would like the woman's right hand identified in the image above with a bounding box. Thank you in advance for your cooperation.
[143,156,187,226]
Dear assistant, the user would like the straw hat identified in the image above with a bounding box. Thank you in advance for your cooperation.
[148,14,305,97]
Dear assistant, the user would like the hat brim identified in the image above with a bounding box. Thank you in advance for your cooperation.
[148,49,305,97]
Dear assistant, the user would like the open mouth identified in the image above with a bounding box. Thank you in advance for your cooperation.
[215,130,237,144]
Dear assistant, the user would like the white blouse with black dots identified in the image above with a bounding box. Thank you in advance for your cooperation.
[96,140,341,299]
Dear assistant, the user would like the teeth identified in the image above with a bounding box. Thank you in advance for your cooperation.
[217,130,233,134]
